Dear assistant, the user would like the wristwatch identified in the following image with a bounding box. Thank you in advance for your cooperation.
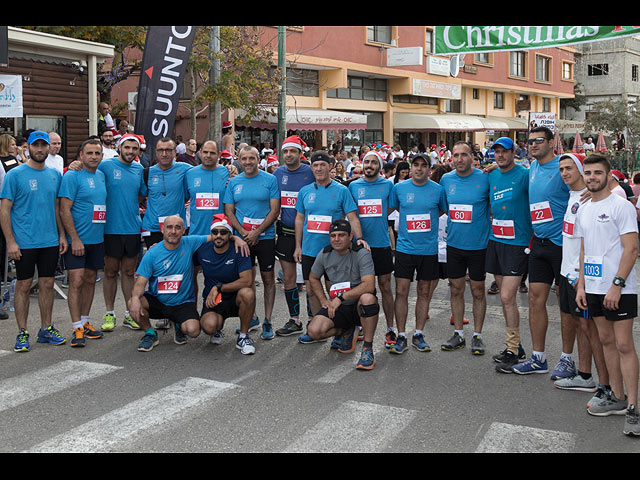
[613,276,626,288]
[336,291,345,302]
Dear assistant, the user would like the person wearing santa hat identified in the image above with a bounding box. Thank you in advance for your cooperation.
[221,121,234,158]
[273,135,315,338]
[195,214,256,355]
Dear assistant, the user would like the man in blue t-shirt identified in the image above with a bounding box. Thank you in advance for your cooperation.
[129,215,212,352]
[195,214,256,355]
[485,137,533,372]
[439,141,491,355]
[273,135,314,338]
[223,145,280,337]
[0,130,68,352]
[388,154,447,355]
[59,138,107,347]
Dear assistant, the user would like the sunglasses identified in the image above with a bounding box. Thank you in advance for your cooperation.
[527,137,547,145]
[211,229,230,236]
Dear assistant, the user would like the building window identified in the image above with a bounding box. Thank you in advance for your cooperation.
[588,64,609,76]
[367,26,392,45]
[445,99,461,113]
[393,94,437,105]
[287,68,319,97]
[327,76,387,102]
[510,51,527,78]
[493,91,504,110]
[633,65,639,82]
[472,88,479,100]
[562,61,573,81]
[475,53,490,64]
[425,28,434,54]
[542,97,551,112]
[536,55,551,82]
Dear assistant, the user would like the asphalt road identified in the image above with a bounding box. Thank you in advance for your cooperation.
[1,260,639,453]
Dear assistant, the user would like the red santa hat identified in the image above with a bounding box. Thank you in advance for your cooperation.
[560,153,585,175]
[362,150,384,170]
[210,214,233,234]
[267,155,279,169]
[118,133,144,148]
[282,135,307,151]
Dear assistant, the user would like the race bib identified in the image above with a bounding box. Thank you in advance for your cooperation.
[92,205,106,224]
[492,219,515,240]
[406,213,431,233]
[329,281,351,299]
[449,204,473,223]
[562,213,576,236]
[158,274,183,294]
[242,217,265,236]
[307,214,332,234]
[584,256,603,279]
[358,199,382,217]
[281,191,298,209]
[530,201,553,224]
[195,192,219,210]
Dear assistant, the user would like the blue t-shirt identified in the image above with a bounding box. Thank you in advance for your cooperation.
[136,235,208,306]
[141,161,192,233]
[440,168,491,251]
[0,164,61,249]
[488,164,533,247]
[185,165,229,235]
[529,156,570,246]
[296,180,358,258]
[97,158,145,235]
[273,163,314,230]
[194,243,252,302]
[348,176,394,248]
[222,169,280,240]
[58,168,107,245]
[389,178,446,255]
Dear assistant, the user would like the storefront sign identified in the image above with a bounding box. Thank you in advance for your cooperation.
[426,56,450,76]
[529,112,556,132]
[434,26,640,55]
[412,78,461,100]
[0,74,23,118]
[387,47,423,67]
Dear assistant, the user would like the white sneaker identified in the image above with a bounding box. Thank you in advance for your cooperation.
[210,331,224,345]
[236,335,255,355]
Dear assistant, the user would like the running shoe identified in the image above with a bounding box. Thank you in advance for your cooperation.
[275,318,303,336]
[384,330,397,348]
[298,333,326,344]
[101,313,116,332]
[337,326,357,354]
[83,322,103,340]
[261,320,274,340]
[356,348,376,370]
[441,332,465,351]
[37,324,66,346]
[550,357,577,380]
[71,327,85,348]
[492,344,526,363]
[495,350,519,373]
[487,281,500,294]
[122,315,140,330]
[173,322,187,345]
[624,405,640,436]
[412,333,431,352]
[512,355,549,375]
[210,331,224,345]
[236,335,255,355]
[553,375,597,393]
[138,331,159,352]
[587,391,628,417]
[389,335,408,354]
[587,385,609,409]
[14,329,30,352]
[471,335,485,355]
[519,282,528,293]
[449,315,469,325]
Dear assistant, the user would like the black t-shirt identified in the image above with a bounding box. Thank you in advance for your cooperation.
[0,155,20,173]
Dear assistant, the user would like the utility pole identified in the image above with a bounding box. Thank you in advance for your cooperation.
[209,26,221,147]
[277,26,286,160]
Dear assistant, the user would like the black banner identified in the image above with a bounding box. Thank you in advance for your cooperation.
[134,26,196,164]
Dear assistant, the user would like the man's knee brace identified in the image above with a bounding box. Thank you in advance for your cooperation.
[359,302,380,318]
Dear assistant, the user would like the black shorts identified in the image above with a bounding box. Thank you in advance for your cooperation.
[393,251,438,282]
[528,236,562,285]
[275,223,296,263]
[485,240,528,277]
[143,293,199,325]
[438,262,447,280]
[143,231,163,249]
[558,275,590,318]
[15,245,59,280]
[370,246,394,276]
[586,293,637,321]
[61,242,105,271]
[250,238,275,272]
[446,245,486,281]
[316,301,362,330]
[104,234,141,259]
[201,293,239,320]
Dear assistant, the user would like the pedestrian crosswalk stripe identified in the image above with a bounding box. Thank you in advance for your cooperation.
[24,377,238,453]
[475,422,576,453]
[0,350,10,358]
[0,360,122,413]
[284,400,416,453]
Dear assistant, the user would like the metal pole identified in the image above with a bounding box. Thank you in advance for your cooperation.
[277,26,287,160]
[209,26,221,147]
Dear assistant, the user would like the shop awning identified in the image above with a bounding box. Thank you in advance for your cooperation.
[481,116,528,132]
[236,108,368,131]
[394,113,486,132]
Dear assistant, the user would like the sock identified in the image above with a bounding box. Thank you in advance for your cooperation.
[107,311,115,316]
[72,321,83,330]
[239,332,248,339]
[561,352,573,361]
[578,371,592,380]
[533,351,546,362]
[284,287,300,318]
[363,341,373,350]
[473,332,481,338]
[398,332,406,338]
[387,327,395,333]
[145,327,155,336]
[264,318,271,324]
[124,310,130,317]
[80,315,89,324]
[414,329,423,336]
[455,329,464,338]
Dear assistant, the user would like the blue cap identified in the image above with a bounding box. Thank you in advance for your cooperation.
[27,130,50,145]
[492,137,514,150]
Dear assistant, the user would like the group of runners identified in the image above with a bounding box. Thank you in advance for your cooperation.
[1,125,638,436]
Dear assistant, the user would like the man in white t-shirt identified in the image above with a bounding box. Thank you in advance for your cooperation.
[553,154,609,399]
[575,153,640,436]
[583,137,596,153]
[45,132,64,173]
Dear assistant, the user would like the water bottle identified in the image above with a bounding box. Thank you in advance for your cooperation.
[9,278,16,311]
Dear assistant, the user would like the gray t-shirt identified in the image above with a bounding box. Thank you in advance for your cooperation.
[311,246,375,305]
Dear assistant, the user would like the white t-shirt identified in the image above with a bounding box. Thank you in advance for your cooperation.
[45,154,64,174]
[561,188,586,284]
[438,213,448,263]
[575,193,638,295]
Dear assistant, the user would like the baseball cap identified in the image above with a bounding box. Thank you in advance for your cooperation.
[492,137,515,150]
[28,130,50,145]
